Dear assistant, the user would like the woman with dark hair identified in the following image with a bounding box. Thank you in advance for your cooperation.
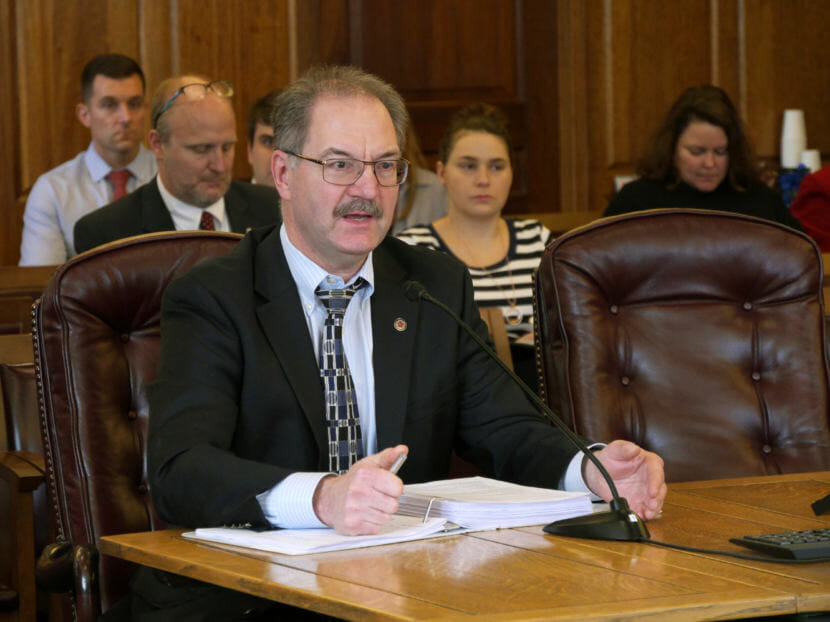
[396,102,552,342]
[604,85,801,229]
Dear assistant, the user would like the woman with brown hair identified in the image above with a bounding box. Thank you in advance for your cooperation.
[604,85,801,230]
[397,103,552,342]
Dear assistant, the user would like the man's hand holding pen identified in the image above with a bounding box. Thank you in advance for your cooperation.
[313,445,409,535]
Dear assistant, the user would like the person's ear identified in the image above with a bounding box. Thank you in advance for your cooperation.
[76,102,91,128]
[436,160,446,185]
[148,129,164,159]
[272,150,292,200]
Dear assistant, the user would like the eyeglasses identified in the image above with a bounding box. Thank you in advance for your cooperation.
[282,150,409,187]
[152,80,234,128]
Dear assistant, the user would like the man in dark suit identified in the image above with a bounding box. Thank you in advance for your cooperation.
[74,75,280,254]
[137,66,665,620]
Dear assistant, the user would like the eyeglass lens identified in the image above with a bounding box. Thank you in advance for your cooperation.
[323,159,408,186]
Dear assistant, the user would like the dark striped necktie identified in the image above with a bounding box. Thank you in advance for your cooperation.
[315,278,366,474]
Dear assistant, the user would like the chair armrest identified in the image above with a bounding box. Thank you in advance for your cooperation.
[74,544,100,622]
[36,541,100,620]
[36,541,73,593]
[0,450,45,492]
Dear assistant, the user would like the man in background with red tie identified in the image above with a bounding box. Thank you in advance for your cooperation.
[18,53,157,265]
[73,74,280,255]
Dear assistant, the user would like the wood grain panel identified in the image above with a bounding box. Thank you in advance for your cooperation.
[521,0,560,214]
[556,0,590,216]
[742,0,830,160]
[138,0,173,93]
[294,0,350,71]
[0,0,19,265]
[172,0,292,180]
[353,0,517,101]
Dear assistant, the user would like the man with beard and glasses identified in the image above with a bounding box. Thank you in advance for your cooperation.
[127,65,665,621]
[73,74,280,254]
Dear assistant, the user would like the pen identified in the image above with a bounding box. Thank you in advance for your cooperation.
[389,453,407,475]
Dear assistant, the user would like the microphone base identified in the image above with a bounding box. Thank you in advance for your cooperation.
[543,498,650,542]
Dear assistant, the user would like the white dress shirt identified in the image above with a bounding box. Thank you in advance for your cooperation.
[157,176,230,232]
[19,143,156,265]
[257,225,594,528]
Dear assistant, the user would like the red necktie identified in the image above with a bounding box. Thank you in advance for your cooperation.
[199,211,216,231]
[107,169,131,201]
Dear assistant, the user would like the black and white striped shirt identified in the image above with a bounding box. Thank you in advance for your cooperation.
[396,218,554,340]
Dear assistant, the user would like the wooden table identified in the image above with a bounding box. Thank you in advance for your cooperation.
[99,472,830,620]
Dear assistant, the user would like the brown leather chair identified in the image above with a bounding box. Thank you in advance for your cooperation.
[33,231,242,622]
[534,209,830,482]
[0,333,45,622]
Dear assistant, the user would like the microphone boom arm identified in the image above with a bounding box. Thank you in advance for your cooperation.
[405,280,650,542]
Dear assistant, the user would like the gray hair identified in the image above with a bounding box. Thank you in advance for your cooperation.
[273,65,408,155]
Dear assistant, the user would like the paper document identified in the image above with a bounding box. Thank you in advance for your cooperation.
[397,476,592,529]
[184,515,456,556]
[183,477,592,556]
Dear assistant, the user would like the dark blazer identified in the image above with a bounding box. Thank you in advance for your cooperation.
[604,177,802,231]
[147,225,579,529]
[73,178,281,254]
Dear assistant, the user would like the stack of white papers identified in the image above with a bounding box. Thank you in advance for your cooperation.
[184,515,455,555]
[397,476,591,529]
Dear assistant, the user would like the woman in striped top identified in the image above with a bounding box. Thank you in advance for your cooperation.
[396,103,553,342]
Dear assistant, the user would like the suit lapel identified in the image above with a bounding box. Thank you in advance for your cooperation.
[371,241,420,447]
[140,179,176,232]
[253,231,327,450]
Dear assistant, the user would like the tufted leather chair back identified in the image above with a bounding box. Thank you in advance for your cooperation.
[33,231,242,618]
[535,209,830,482]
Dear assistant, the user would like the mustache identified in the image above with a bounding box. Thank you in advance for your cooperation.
[334,199,382,218]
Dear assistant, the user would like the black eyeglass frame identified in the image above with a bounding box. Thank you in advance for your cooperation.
[281,150,409,187]
[152,80,234,128]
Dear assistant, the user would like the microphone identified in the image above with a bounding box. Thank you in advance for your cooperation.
[403,280,650,542]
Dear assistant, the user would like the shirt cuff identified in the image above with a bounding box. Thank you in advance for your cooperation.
[256,472,332,528]
[561,443,605,499]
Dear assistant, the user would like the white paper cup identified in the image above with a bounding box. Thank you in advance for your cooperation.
[800,149,822,173]
[781,110,807,168]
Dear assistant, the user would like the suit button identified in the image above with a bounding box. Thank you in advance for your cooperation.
[762,444,773,454]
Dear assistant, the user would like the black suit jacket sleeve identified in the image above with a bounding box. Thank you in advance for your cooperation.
[147,227,578,528]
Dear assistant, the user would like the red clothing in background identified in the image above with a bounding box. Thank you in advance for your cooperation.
[790,166,830,251]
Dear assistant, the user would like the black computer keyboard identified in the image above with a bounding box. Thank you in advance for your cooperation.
[730,528,830,560]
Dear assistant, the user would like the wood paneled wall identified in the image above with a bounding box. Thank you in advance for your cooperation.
[2,0,830,265]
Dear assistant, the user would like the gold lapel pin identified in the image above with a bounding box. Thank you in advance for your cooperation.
[394,317,407,332]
